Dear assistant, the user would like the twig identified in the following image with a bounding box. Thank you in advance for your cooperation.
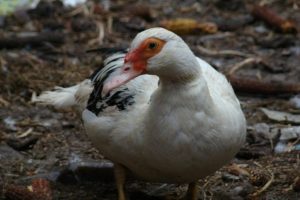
[252,169,274,196]
[88,22,105,46]
[98,22,105,45]
[227,75,300,95]
[253,161,263,168]
[289,138,300,152]
[269,137,274,152]
[251,4,298,33]
[107,15,113,33]
[198,32,234,43]
[0,96,10,107]
[221,46,297,92]
[197,46,252,58]
[66,4,90,17]
[0,32,65,49]
[226,57,263,75]
[17,128,34,138]
[216,15,254,31]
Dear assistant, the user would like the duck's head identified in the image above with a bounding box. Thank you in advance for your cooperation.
[103,27,200,95]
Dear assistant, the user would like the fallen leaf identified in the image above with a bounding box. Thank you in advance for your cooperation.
[260,108,300,124]
[160,18,217,35]
[290,95,300,109]
[279,126,300,140]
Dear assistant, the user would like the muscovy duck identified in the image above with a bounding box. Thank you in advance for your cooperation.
[33,27,246,200]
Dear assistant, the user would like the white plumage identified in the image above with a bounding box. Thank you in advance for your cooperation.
[33,27,246,198]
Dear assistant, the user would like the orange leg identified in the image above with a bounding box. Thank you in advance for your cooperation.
[114,163,127,200]
[185,182,198,200]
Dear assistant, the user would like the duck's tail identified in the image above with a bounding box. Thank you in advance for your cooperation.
[32,79,93,111]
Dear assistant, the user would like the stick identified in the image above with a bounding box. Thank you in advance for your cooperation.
[227,57,263,75]
[252,169,274,196]
[228,75,300,95]
[251,4,298,33]
[0,32,65,49]
[197,46,252,58]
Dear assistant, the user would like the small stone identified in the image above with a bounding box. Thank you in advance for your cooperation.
[279,126,300,140]
[227,164,250,177]
[232,186,243,195]
[290,95,300,108]
[55,168,77,184]
[71,159,114,182]
[274,141,288,153]
[254,123,269,136]
[6,135,39,151]
[231,183,254,197]
[0,144,24,160]
[3,116,17,131]
[222,172,240,182]
[56,158,115,184]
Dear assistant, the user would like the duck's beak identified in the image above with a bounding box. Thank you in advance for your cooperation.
[102,62,144,97]
[101,49,147,97]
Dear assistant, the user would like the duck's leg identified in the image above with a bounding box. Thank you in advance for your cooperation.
[185,182,198,200]
[114,163,127,200]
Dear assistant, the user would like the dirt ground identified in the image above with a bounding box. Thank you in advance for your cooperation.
[0,0,300,199]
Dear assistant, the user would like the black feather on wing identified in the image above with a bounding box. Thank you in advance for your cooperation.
[86,50,136,116]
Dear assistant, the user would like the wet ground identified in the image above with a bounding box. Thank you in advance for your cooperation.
[0,0,300,199]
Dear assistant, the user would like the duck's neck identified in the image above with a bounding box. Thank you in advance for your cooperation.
[147,70,215,118]
[158,57,208,100]
[143,73,215,137]
[161,73,212,105]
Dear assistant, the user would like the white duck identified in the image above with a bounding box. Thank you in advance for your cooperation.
[34,27,246,200]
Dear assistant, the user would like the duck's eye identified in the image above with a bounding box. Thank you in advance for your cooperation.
[148,42,157,50]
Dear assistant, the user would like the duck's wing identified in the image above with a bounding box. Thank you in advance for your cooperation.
[86,51,158,116]
[81,52,158,152]
[197,57,240,106]
[32,50,159,115]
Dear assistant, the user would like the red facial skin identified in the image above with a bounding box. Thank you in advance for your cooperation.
[124,48,147,72]
[124,38,166,72]
[101,38,166,96]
